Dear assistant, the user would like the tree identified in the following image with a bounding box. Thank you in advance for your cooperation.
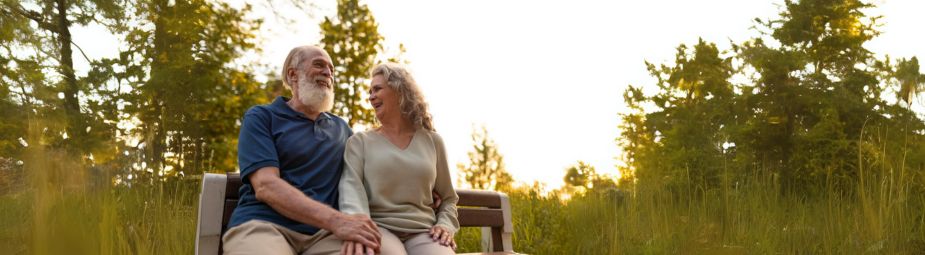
[562,160,598,196]
[561,161,622,199]
[738,0,886,191]
[1,0,125,153]
[620,39,737,193]
[319,0,384,128]
[891,57,924,106]
[111,0,267,179]
[619,0,925,194]
[0,44,32,159]
[457,125,513,192]
[564,161,596,190]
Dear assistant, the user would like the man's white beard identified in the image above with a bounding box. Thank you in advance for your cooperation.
[297,75,334,113]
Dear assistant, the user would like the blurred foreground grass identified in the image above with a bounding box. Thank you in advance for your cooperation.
[1,149,923,254]
[0,147,197,255]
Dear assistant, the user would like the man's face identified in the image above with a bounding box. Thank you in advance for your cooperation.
[294,51,335,112]
[303,53,334,89]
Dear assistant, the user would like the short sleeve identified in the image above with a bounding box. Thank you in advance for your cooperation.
[237,107,280,183]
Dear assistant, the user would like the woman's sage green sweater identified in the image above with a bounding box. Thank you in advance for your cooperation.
[338,129,459,234]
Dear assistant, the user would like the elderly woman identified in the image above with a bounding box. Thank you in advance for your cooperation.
[338,63,459,255]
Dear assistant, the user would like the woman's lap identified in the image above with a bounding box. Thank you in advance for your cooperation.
[378,227,454,255]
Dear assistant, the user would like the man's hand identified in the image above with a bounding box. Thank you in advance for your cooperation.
[329,213,381,252]
[341,240,375,255]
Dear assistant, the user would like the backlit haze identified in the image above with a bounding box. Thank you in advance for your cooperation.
[71,0,925,191]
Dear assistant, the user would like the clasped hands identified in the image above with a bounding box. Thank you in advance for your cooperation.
[340,225,456,255]
[336,191,452,255]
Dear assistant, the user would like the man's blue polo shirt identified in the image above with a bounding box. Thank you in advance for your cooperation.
[228,96,353,234]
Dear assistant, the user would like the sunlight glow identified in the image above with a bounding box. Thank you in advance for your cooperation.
[68,0,925,191]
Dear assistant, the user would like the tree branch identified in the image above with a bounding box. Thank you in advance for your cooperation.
[3,2,59,33]
[70,41,92,64]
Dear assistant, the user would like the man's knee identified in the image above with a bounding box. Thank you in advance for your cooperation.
[300,230,344,255]
[222,220,296,255]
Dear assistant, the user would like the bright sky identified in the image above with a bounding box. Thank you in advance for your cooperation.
[71,0,925,190]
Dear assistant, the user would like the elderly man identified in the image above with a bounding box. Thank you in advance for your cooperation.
[222,45,380,255]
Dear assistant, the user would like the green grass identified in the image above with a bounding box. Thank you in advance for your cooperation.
[453,167,925,254]
[1,149,923,254]
[0,148,198,255]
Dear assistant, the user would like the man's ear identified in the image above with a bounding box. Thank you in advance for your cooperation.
[286,68,298,85]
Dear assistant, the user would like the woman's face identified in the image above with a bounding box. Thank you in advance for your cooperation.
[369,74,399,121]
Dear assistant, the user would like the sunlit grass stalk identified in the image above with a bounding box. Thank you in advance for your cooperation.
[3,120,921,254]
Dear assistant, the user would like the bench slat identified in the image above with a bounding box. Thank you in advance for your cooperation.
[226,173,242,199]
[222,199,237,231]
[226,173,501,208]
[457,208,505,227]
[457,190,502,208]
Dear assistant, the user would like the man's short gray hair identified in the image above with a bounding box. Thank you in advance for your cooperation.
[370,63,435,131]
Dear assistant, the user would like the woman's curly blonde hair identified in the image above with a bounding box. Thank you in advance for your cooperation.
[370,63,435,131]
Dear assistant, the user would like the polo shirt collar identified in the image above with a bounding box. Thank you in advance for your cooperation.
[271,96,332,121]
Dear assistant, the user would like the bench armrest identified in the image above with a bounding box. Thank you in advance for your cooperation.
[457,189,514,253]
[499,192,513,252]
[196,173,227,255]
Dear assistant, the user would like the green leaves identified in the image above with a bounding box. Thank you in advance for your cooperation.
[1,0,268,180]
[457,125,513,192]
[320,0,384,128]
[620,0,924,194]
[118,0,265,177]
[893,57,924,105]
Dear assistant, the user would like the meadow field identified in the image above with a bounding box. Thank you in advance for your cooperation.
[2,143,922,254]
[2,1,924,253]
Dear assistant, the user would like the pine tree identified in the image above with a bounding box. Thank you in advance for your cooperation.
[457,125,513,192]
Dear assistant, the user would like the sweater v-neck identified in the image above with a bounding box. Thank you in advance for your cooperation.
[372,128,419,151]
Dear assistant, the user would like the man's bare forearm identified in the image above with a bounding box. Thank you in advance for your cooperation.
[249,166,381,250]
[251,167,339,230]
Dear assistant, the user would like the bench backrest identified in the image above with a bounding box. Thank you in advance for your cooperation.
[195,173,514,255]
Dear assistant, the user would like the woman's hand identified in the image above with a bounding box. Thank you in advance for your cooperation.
[341,240,375,255]
[429,225,456,250]
[431,190,442,209]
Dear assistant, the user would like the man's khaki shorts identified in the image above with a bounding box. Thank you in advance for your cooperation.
[222,220,341,255]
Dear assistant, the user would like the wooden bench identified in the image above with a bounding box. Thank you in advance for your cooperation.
[196,173,515,255]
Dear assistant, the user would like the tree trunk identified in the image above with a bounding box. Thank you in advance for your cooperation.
[143,0,170,172]
[55,0,84,147]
